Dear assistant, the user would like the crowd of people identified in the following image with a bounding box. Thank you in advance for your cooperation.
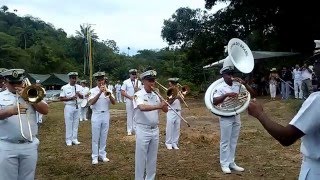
[248,63,318,100]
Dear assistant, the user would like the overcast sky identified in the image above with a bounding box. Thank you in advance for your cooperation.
[2,0,228,55]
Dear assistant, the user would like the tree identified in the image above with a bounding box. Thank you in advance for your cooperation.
[204,0,320,55]
[161,7,204,48]
[1,5,8,13]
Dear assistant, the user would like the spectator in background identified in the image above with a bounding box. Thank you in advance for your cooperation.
[292,64,303,99]
[301,63,313,99]
[280,66,292,100]
[269,68,279,100]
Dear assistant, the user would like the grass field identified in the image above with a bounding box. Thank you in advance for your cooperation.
[36,97,303,180]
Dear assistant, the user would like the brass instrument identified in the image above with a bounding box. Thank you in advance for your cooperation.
[21,78,45,103]
[17,78,45,142]
[155,81,190,109]
[151,86,190,127]
[134,78,140,92]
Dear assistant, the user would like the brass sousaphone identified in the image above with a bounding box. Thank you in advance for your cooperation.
[204,38,254,116]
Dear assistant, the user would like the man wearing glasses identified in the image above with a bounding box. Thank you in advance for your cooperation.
[59,72,83,146]
[121,69,142,136]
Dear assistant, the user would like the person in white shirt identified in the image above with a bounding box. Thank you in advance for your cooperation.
[121,69,142,136]
[35,80,46,124]
[79,80,90,121]
[301,63,313,99]
[88,72,116,165]
[248,90,320,180]
[114,80,123,103]
[59,72,83,146]
[133,69,168,180]
[165,77,183,150]
[213,65,256,174]
[107,80,115,97]
[292,64,303,99]
[0,69,48,180]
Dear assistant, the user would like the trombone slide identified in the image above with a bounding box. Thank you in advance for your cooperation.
[152,88,190,127]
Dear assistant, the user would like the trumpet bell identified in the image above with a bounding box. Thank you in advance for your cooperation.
[180,85,190,95]
[21,84,45,103]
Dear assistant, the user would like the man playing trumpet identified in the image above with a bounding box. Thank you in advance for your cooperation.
[213,65,255,174]
[0,69,48,180]
[88,72,116,165]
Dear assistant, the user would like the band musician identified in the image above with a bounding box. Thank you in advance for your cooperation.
[121,69,142,136]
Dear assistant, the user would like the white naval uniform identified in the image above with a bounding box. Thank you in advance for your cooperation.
[133,88,161,180]
[89,86,112,161]
[293,69,303,99]
[165,98,181,147]
[79,86,90,121]
[289,92,320,180]
[60,83,83,144]
[114,83,122,103]
[0,89,40,180]
[121,78,142,134]
[213,81,242,168]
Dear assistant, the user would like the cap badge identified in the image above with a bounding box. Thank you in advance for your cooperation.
[12,70,19,78]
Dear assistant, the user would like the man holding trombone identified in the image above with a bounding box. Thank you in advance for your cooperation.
[165,77,183,150]
[133,68,168,180]
[0,69,48,180]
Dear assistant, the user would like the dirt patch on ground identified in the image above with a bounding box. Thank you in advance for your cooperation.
[36,97,302,179]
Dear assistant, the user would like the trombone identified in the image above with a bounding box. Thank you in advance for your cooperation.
[17,78,46,142]
[151,86,190,127]
[155,81,190,109]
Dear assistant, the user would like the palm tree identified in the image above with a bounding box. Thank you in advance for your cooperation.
[75,24,98,75]
[75,24,98,41]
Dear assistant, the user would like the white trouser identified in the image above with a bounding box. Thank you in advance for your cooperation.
[36,112,43,123]
[135,124,159,180]
[299,156,320,180]
[269,84,277,98]
[165,110,181,145]
[294,80,303,99]
[0,138,39,180]
[219,115,241,167]
[126,99,135,133]
[116,91,122,102]
[64,105,80,144]
[91,111,110,160]
[80,107,88,120]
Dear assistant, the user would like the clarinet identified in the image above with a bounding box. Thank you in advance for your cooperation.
[74,85,78,109]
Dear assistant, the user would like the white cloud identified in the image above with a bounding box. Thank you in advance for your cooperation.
[2,0,228,54]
